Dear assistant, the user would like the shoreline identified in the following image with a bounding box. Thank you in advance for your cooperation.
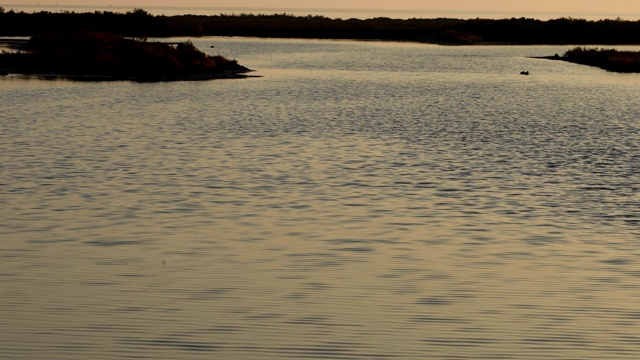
[4,34,640,77]
[0,68,259,81]
[4,36,640,48]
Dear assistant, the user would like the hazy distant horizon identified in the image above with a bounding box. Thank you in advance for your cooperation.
[4,0,640,17]
[5,0,640,12]
[3,2,640,20]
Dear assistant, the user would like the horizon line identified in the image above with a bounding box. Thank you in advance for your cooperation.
[2,4,638,20]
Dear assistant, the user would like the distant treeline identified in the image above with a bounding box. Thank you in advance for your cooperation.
[2,8,640,44]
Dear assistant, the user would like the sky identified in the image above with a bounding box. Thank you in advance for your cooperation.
[5,0,640,18]
[5,0,640,14]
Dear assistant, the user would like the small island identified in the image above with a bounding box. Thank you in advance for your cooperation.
[540,47,640,73]
[0,31,253,81]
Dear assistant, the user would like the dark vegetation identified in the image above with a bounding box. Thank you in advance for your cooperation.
[559,47,640,72]
[0,30,251,80]
[2,8,640,76]
[2,8,640,44]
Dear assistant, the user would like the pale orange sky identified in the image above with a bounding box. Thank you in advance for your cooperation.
[5,0,640,20]
[6,0,640,14]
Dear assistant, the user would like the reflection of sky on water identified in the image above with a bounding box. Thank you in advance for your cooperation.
[1,38,640,360]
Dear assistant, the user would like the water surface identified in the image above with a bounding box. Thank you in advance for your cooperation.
[1,38,640,359]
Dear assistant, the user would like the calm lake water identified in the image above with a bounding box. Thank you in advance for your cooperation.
[1,38,640,359]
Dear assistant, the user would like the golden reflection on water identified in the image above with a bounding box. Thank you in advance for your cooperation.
[2,39,640,359]
[3,134,639,359]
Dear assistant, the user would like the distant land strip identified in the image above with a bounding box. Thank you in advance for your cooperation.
[2,8,640,45]
[537,47,640,73]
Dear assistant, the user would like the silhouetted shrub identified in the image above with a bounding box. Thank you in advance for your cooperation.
[0,30,250,79]
[2,10,640,44]
[563,47,640,72]
[435,29,482,44]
